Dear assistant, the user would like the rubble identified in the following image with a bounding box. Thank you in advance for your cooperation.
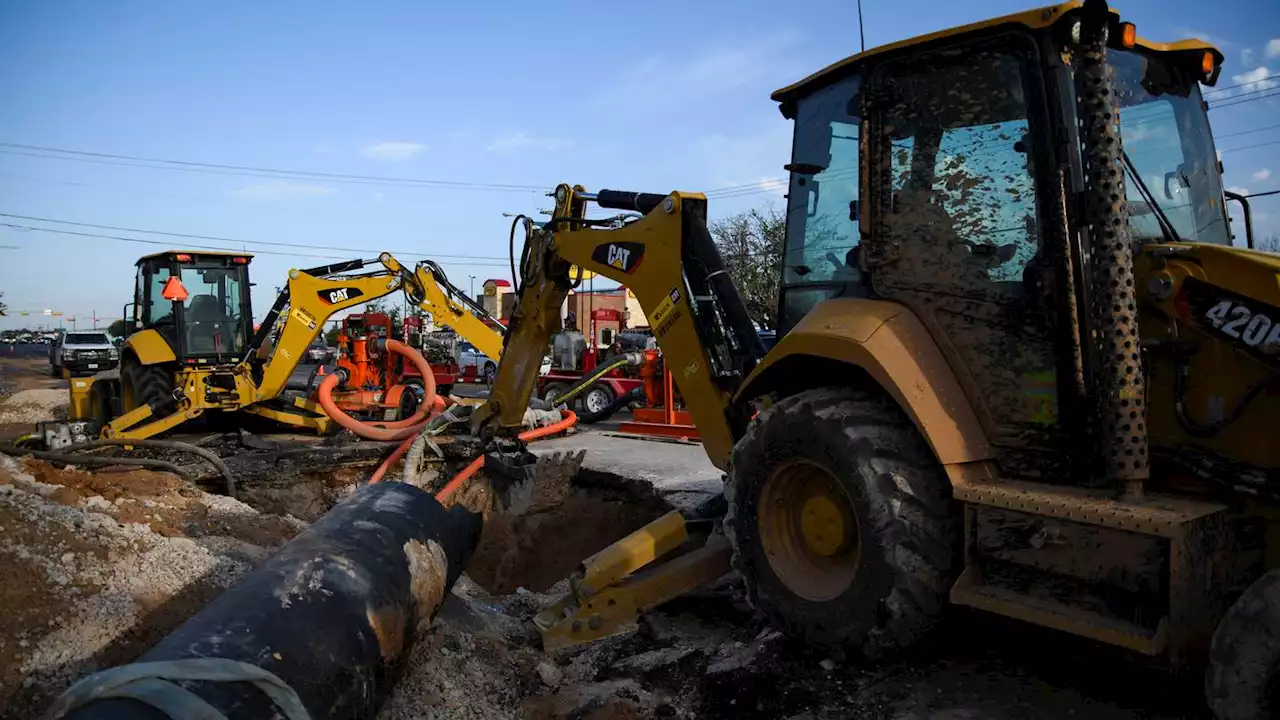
[0,454,299,716]
[0,389,67,424]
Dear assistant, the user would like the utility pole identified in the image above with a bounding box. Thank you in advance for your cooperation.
[469,275,476,299]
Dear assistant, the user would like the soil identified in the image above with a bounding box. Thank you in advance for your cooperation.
[0,454,302,717]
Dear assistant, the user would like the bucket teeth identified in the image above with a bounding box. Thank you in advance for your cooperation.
[484,447,585,515]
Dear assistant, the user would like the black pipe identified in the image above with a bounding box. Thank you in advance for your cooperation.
[578,386,645,424]
[56,482,482,720]
[0,443,195,482]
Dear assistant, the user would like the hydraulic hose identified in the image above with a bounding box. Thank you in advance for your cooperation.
[546,352,643,411]
[577,385,645,424]
[315,338,438,441]
[435,409,578,502]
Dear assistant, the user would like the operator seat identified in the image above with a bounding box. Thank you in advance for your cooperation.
[186,294,233,356]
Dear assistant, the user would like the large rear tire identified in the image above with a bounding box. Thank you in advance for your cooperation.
[122,357,174,413]
[725,387,958,659]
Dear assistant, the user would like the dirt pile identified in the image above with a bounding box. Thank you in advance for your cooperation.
[0,454,303,717]
[0,389,68,424]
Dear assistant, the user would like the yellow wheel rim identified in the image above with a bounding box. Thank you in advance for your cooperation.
[757,459,860,601]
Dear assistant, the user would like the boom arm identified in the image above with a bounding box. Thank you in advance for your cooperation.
[251,253,506,401]
[473,185,764,469]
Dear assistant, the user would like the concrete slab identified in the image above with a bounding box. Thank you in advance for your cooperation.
[529,430,723,511]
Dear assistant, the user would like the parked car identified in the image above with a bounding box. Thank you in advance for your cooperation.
[50,331,117,377]
[305,342,335,364]
[458,341,497,383]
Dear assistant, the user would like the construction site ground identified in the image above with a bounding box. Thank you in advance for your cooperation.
[0,355,1205,719]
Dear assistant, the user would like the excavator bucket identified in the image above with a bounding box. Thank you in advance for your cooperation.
[483,446,586,515]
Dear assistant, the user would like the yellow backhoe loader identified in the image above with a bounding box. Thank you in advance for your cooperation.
[471,2,1279,716]
[46,251,505,445]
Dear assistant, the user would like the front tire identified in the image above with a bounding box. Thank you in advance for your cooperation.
[725,387,958,658]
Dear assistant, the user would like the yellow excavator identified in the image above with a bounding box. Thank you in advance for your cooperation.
[48,251,505,444]
[471,2,1279,717]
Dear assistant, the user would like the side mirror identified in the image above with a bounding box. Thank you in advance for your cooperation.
[1163,170,1189,200]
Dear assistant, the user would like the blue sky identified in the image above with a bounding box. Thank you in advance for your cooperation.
[1,0,1277,331]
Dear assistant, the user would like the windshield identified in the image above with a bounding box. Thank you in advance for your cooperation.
[180,263,248,355]
[66,333,109,344]
[1111,49,1229,245]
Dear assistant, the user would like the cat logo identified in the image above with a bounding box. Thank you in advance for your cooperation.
[318,287,365,305]
[607,245,630,270]
[591,241,645,275]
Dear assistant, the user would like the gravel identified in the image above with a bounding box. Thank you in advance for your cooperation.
[0,389,68,424]
[0,454,295,716]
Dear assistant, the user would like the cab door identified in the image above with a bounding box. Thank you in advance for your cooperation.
[866,34,1075,477]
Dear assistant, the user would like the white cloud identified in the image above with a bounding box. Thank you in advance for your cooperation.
[1242,48,1256,66]
[1177,28,1235,48]
[1254,168,1273,182]
[693,125,793,207]
[232,181,337,200]
[589,32,804,115]
[360,141,426,161]
[1267,38,1280,60]
[1227,186,1251,196]
[486,132,572,153]
[1232,66,1278,93]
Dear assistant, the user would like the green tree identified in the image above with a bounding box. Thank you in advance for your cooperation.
[107,318,127,337]
[709,206,785,330]
[0,291,6,317]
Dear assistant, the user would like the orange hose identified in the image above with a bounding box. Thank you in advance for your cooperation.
[366,395,451,485]
[434,409,578,501]
[316,338,438,441]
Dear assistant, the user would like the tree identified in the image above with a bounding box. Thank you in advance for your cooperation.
[1260,234,1280,253]
[107,318,127,337]
[0,291,6,317]
[709,206,784,331]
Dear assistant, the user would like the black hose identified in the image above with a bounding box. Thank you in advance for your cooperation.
[59,438,236,498]
[549,352,643,410]
[577,386,644,424]
[0,443,197,483]
[508,214,532,295]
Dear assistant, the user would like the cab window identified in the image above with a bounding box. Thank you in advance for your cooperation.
[780,74,865,333]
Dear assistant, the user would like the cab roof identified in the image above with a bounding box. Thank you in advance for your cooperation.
[771,2,1221,105]
[135,250,255,265]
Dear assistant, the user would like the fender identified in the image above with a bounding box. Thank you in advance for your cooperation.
[735,298,993,466]
[122,329,177,365]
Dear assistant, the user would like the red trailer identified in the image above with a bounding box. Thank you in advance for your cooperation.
[535,308,642,414]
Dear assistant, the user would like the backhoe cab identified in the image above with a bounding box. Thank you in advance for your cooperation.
[479,2,1280,715]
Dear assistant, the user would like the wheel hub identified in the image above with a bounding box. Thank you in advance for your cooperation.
[757,459,861,601]
[800,495,848,557]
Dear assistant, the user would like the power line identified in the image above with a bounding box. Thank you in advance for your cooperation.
[1219,139,1280,154]
[1210,89,1280,111]
[0,212,510,261]
[0,222,515,267]
[1240,188,1280,199]
[0,142,549,192]
[1216,122,1280,140]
